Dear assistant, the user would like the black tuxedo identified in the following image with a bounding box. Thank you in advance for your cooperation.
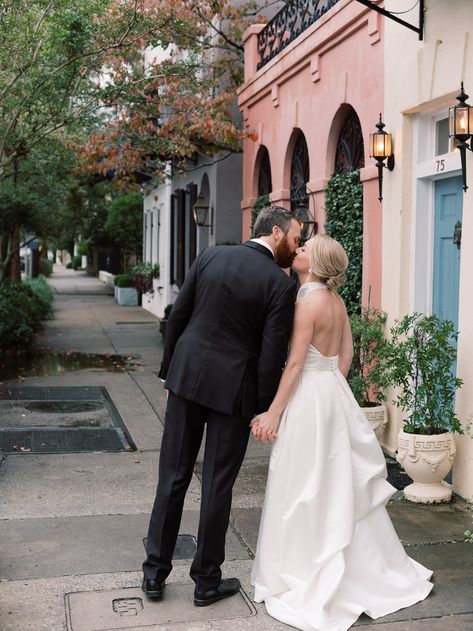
[143,241,296,589]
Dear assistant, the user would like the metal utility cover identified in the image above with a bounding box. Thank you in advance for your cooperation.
[0,386,135,453]
[65,585,256,631]
[143,534,197,560]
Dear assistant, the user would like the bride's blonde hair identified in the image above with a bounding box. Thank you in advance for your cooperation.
[309,234,348,291]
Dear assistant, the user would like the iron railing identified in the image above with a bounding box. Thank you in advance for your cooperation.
[257,0,341,70]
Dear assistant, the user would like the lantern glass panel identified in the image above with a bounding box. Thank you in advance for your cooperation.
[454,105,471,136]
[370,132,391,158]
[449,106,455,137]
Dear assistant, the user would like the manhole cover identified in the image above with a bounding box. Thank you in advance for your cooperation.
[24,401,104,414]
[0,386,136,454]
[143,534,197,560]
[65,584,256,631]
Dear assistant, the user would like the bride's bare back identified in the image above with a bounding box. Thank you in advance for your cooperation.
[302,285,347,355]
[296,284,353,377]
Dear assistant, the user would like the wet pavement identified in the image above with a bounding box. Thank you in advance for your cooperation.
[0,350,140,381]
[0,265,472,631]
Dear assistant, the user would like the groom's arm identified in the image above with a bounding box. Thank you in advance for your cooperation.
[256,281,297,414]
[158,258,199,380]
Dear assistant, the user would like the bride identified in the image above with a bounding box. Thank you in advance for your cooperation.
[250,234,433,631]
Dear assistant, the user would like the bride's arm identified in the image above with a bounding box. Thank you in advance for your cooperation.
[338,315,353,378]
[252,299,313,441]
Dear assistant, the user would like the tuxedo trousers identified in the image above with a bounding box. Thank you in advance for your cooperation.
[143,391,251,589]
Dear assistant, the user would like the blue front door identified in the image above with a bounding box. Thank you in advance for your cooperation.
[433,176,463,371]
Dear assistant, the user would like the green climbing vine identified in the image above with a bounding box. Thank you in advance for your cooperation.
[324,171,363,315]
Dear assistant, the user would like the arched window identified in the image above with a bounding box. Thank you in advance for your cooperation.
[258,147,272,197]
[290,132,310,212]
[334,110,365,174]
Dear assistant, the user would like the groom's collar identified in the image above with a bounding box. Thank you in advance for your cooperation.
[250,238,274,256]
[243,240,274,260]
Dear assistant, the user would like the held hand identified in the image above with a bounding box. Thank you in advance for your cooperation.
[250,412,279,442]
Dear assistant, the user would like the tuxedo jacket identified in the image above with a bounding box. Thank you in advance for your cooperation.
[159,241,297,419]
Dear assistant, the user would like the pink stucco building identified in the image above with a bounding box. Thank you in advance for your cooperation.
[238,0,384,307]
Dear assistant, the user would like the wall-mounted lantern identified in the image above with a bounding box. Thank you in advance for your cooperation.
[449,82,473,192]
[193,193,213,233]
[369,114,395,202]
[292,184,318,242]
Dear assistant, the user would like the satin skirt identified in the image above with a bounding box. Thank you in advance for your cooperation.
[251,346,433,631]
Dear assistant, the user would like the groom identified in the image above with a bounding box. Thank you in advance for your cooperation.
[142,206,300,606]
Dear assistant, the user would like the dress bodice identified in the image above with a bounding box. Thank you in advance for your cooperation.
[297,282,338,372]
[303,344,338,372]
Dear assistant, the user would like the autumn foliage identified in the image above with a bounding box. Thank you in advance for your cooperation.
[76,0,266,185]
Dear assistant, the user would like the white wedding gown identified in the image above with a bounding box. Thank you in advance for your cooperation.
[251,282,433,631]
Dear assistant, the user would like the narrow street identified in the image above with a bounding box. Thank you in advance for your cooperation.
[0,266,472,631]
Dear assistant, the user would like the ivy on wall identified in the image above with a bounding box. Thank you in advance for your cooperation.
[250,194,270,237]
[324,171,363,315]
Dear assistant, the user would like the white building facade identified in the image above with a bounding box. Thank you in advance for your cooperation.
[380,0,473,499]
[142,153,243,318]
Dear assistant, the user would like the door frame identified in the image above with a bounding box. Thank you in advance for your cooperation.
[410,113,462,315]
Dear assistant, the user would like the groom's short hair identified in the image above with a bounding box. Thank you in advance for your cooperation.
[253,206,293,238]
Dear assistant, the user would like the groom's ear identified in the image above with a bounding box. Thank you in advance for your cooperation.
[272,225,282,242]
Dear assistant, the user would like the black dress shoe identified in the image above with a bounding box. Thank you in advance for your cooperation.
[141,578,165,599]
[194,578,241,607]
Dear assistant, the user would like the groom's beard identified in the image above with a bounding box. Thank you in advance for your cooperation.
[274,235,296,268]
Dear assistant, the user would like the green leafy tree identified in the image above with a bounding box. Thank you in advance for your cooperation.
[104,192,143,256]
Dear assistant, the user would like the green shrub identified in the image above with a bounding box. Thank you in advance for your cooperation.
[71,255,82,270]
[0,299,35,348]
[348,308,388,407]
[379,314,463,435]
[39,258,53,276]
[114,273,134,288]
[66,262,73,269]
[130,262,160,294]
[24,275,54,321]
[0,279,53,349]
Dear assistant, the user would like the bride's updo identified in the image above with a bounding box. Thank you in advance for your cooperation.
[309,234,348,291]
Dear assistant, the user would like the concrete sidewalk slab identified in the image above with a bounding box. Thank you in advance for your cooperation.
[0,511,250,581]
[0,452,201,520]
[386,500,473,545]
[355,614,473,630]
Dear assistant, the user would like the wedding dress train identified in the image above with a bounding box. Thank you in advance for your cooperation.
[251,283,433,631]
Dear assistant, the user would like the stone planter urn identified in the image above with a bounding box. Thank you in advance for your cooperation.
[116,287,139,306]
[396,430,456,503]
[362,403,388,438]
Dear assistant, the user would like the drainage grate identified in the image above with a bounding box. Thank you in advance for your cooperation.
[0,386,136,454]
[0,428,131,453]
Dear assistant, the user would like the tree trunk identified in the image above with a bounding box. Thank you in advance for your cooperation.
[0,232,13,283]
[10,229,21,281]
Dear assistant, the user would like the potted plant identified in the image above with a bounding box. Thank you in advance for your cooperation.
[114,274,139,306]
[131,262,160,300]
[348,307,389,437]
[382,313,463,503]
[159,303,173,339]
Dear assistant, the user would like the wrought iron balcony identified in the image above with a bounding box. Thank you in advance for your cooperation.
[257,0,341,70]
